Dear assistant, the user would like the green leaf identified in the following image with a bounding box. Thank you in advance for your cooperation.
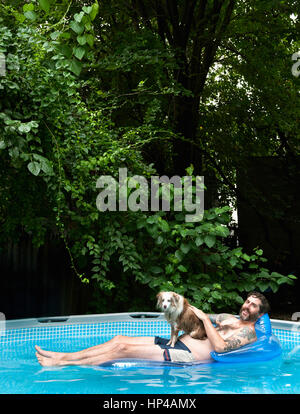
[175,249,184,261]
[39,0,50,13]
[215,225,230,237]
[69,59,83,76]
[0,141,6,149]
[195,236,204,247]
[74,46,86,60]
[178,265,188,272]
[277,277,289,285]
[70,21,85,35]
[74,12,85,23]
[24,11,37,21]
[180,243,191,254]
[57,44,72,59]
[83,6,92,14]
[33,154,53,175]
[270,272,284,278]
[258,270,269,279]
[91,266,100,272]
[229,256,238,267]
[242,253,250,261]
[146,216,157,224]
[204,234,216,248]
[23,3,34,12]
[50,31,61,40]
[256,281,269,292]
[270,282,279,293]
[159,219,169,232]
[233,248,243,257]
[27,161,41,176]
[156,235,163,245]
[18,124,31,133]
[86,34,94,47]
[85,21,92,31]
[14,13,26,23]
[77,35,87,45]
[186,164,194,176]
[149,266,163,274]
[211,291,222,300]
[90,2,99,21]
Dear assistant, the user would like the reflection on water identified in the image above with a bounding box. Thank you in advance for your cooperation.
[285,345,300,362]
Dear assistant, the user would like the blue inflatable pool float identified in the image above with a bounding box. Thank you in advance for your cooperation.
[100,314,282,368]
[211,313,282,363]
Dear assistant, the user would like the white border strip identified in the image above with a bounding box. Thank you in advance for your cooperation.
[4,312,300,332]
[4,312,166,330]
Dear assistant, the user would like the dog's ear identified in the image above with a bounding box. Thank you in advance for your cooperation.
[173,293,181,305]
[156,292,163,307]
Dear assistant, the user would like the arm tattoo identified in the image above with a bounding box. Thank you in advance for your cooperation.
[223,338,242,351]
[223,327,256,352]
[237,327,256,341]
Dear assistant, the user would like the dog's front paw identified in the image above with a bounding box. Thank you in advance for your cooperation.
[167,339,176,348]
[170,340,177,348]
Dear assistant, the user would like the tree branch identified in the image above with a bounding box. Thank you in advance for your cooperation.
[154,0,174,46]
[181,0,197,47]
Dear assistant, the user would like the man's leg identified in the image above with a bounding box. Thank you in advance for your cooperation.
[35,335,155,362]
[36,341,165,367]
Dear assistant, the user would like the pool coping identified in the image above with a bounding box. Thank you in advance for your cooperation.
[3,312,300,332]
[4,312,166,330]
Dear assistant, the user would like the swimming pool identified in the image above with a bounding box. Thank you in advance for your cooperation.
[0,313,299,394]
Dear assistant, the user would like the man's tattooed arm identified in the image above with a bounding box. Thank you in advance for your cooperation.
[223,338,242,352]
[192,311,257,354]
[238,327,257,341]
[223,327,257,352]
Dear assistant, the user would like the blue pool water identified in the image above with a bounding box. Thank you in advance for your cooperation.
[0,320,299,394]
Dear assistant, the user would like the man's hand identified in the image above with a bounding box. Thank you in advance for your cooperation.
[189,305,209,322]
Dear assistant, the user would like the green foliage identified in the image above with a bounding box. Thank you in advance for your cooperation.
[85,190,296,313]
[16,0,100,76]
[0,1,298,314]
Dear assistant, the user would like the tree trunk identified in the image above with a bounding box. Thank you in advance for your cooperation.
[130,0,236,175]
[172,95,202,176]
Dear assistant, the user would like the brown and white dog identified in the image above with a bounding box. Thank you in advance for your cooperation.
[156,291,206,347]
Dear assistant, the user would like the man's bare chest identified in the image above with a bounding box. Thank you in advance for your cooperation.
[216,319,241,339]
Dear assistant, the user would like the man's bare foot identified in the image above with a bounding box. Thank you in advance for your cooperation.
[35,345,65,360]
[36,352,60,367]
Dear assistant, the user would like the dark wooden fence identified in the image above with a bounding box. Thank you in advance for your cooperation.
[237,156,300,313]
[0,234,93,320]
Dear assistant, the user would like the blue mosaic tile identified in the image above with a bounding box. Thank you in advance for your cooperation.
[0,321,299,347]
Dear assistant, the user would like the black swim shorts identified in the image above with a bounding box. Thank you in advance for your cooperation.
[154,336,195,362]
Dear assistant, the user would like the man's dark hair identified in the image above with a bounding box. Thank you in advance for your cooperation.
[247,291,270,314]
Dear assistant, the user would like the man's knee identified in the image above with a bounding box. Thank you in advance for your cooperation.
[112,335,125,344]
[114,341,128,355]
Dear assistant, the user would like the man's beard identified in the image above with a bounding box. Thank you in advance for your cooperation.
[239,306,260,322]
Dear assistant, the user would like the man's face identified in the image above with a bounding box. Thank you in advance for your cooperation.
[239,296,262,322]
